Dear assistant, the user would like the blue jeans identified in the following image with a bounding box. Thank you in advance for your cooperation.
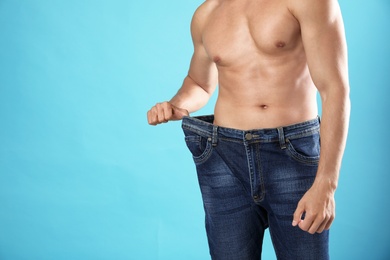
[182,115,329,260]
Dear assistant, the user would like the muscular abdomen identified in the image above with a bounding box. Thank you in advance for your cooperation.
[201,0,319,129]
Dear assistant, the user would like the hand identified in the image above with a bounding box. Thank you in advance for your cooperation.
[147,101,189,125]
[292,181,335,234]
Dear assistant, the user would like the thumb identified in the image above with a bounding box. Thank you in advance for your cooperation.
[171,105,189,120]
[292,203,305,227]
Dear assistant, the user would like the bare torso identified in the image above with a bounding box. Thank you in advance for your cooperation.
[148,0,349,235]
[200,0,318,130]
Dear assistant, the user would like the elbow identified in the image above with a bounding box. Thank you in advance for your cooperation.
[318,81,350,103]
[186,74,216,97]
[319,83,351,116]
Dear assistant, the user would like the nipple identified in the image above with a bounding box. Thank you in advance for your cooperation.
[213,56,221,63]
[276,41,286,48]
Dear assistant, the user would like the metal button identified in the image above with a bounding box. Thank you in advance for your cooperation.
[253,195,259,200]
[245,133,253,140]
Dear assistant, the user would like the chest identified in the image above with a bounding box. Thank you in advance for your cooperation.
[202,0,301,64]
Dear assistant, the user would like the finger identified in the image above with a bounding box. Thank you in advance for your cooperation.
[308,216,326,234]
[147,110,152,124]
[149,107,158,125]
[292,204,305,227]
[162,102,173,122]
[173,106,189,120]
[316,217,329,234]
[156,103,166,123]
[298,214,315,232]
[152,107,158,125]
[324,215,334,230]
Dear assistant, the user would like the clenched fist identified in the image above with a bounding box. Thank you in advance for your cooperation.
[147,101,189,125]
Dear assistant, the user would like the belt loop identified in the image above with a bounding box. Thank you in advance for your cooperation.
[212,125,218,147]
[277,127,287,150]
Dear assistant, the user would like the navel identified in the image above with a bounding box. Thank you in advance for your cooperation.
[260,105,268,109]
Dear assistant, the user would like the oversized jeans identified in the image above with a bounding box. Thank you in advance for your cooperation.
[182,115,328,260]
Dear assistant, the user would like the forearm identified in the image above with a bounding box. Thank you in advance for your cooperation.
[169,75,214,113]
[315,87,350,190]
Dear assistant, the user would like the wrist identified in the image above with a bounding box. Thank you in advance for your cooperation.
[313,174,338,192]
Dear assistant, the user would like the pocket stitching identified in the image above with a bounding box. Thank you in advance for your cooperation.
[285,139,320,165]
[185,136,213,164]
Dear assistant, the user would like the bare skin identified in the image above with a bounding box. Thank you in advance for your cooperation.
[147,0,350,235]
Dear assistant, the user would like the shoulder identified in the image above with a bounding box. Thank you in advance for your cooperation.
[190,0,219,43]
[287,0,341,23]
[192,0,218,26]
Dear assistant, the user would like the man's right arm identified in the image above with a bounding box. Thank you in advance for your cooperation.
[147,2,218,126]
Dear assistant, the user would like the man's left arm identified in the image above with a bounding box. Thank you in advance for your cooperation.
[289,0,351,234]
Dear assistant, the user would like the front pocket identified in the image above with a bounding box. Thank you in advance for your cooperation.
[285,133,320,165]
[184,134,213,164]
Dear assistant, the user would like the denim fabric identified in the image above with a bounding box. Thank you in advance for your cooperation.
[182,115,328,260]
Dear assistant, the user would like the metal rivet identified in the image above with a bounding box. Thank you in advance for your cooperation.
[245,133,253,140]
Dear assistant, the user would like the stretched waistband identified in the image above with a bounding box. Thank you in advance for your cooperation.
[182,115,320,146]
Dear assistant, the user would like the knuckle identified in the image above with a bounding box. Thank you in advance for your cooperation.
[162,101,170,108]
[299,223,308,231]
[166,111,173,120]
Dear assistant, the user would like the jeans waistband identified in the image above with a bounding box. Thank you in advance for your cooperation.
[182,115,320,147]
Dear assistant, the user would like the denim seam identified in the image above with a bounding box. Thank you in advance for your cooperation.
[192,139,213,165]
[182,124,211,138]
[255,143,265,201]
[285,141,320,166]
[217,131,318,144]
[284,128,320,140]
[244,142,255,200]
[184,122,320,149]
[184,135,201,142]
[219,137,279,144]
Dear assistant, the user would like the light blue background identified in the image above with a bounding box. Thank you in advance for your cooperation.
[0,0,389,259]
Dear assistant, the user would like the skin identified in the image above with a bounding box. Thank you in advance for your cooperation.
[147,0,350,235]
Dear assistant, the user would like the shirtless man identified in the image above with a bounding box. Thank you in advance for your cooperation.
[147,0,350,259]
